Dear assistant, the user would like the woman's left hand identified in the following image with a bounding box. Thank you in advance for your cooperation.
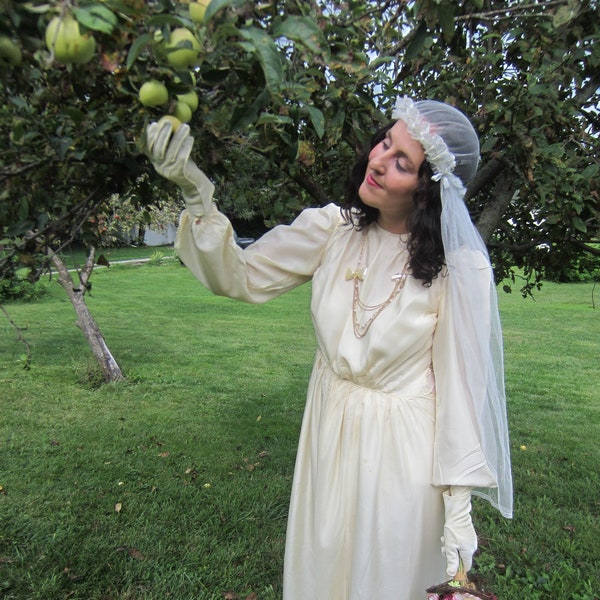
[441,486,478,576]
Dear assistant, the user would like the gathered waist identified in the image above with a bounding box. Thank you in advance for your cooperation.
[313,350,436,418]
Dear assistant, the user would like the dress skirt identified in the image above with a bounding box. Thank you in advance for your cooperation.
[283,352,447,600]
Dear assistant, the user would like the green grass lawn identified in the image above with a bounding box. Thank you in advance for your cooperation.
[0,260,598,599]
[58,244,175,268]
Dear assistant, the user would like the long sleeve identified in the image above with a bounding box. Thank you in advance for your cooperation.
[431,248,497,489]
[175,202,344,304]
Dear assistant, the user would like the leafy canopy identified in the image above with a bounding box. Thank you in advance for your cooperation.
[1,0,599,295]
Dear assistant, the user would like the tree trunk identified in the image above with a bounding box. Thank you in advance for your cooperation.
[50,249,125,383]
[475,168,517,244]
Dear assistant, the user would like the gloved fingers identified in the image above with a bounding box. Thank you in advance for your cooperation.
[443,541,460,576]
[458,548,473,573]
[163,123,192,161]
[163,132,194,169]
[147,121,173,162]
[145,121,163,157]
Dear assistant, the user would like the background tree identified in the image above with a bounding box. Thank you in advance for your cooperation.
[1,0,599,379]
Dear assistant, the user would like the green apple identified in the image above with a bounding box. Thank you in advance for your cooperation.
[174,71,196,86]
[173,101,193,123]
[138,80,169,107]
[164,27,200,69]
[176,90,199,112]
[45,15,96,65]
[189,0,211,24]
[0,36,22,66]
[157,115,183,132]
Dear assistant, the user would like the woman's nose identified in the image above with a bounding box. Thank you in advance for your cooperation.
[369,149,387,173]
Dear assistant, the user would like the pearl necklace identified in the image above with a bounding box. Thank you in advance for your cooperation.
[346,234,409,339]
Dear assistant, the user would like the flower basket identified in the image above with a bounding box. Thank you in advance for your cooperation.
[426,569,497,600]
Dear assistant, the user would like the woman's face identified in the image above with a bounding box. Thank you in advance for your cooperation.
[358,119,425,234]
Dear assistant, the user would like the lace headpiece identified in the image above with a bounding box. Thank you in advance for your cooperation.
[393,97,513,519]
[392,97,456,180]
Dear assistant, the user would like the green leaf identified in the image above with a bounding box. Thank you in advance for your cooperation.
[18,198,29,221]
[581,164,599,179]
[572,215,587,233]
[553,4,578,28]
[146,14,187,28]
[126,33,152,70]
[205,0,247,23]
[303,105,325,139]
[256,113,294,126]
[273,16,329,57]
[22,3,51,14]
[238,27,284,92]
[436,2,455,43]
[481,137,498,153]
[405,22,427,62]
[230,88,271,130]
[73,5,118,35]
[66,108,85,125]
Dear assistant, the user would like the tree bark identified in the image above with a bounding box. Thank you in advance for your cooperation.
[475,167,517,244]
[50,249,125,383]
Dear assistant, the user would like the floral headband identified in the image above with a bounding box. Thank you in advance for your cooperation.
[391,97,456,182]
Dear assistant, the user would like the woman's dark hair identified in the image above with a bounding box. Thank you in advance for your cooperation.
[341,122,445,286]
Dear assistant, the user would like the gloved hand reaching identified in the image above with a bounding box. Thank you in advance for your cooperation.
[441,486,478,577]
[145,120,215,218]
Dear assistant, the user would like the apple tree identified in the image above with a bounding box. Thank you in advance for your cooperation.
[1,0,599,381]
[0,0,383,380]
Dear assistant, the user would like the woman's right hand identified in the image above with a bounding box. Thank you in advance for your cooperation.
[145,120,215,217]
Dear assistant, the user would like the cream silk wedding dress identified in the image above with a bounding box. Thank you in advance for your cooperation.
[175,202,496,600]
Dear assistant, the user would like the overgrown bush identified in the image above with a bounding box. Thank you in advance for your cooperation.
[0,277,49,303]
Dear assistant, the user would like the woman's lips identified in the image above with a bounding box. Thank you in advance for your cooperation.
[366,173,383,188]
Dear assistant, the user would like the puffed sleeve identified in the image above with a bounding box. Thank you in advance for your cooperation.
[431,248,498,488]
[175,202,343,304]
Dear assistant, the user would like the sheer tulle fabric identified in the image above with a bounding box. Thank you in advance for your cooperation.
[393,98,513,518]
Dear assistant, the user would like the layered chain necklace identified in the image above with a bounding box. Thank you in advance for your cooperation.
[346,234,409,339]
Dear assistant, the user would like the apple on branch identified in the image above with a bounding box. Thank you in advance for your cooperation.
[190,0,212,24]
[0,36,22,67]
[176,90,199,112]
[138,80,169,107]
[163,27,201,70]
[45,15,96,65]
[173,101,192,123]
[157,115,183,133]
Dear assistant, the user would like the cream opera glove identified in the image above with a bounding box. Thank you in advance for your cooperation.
[441,486,478,576]
[145,121,215,218]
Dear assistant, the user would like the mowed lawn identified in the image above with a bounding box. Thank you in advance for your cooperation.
[1,255,598,599]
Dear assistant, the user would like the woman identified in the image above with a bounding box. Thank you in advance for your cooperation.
[146,97,513,599]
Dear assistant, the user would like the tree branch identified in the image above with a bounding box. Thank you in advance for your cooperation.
[77,246,96,294]
[572,240,600,257]
[286,166,330,206]
[465,157,506,201]
[456,1,567,22]
[476,168,518,244]
[0,304,32,369]
[0,158,49,182]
